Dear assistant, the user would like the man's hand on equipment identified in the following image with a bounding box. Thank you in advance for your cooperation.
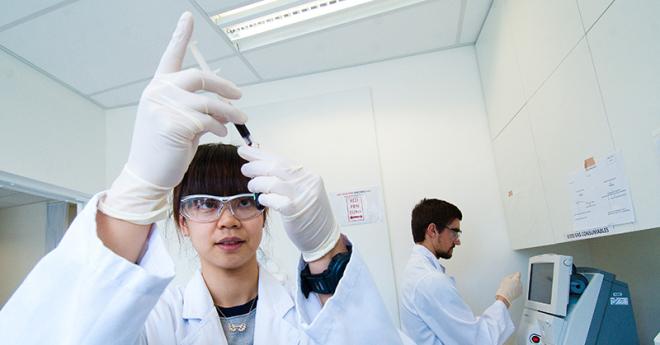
[496,272,522,308]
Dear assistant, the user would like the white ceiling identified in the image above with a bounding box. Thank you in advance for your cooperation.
[0,0,491,109]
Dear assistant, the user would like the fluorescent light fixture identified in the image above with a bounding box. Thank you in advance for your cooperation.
[219,0,282,18]
[211,0,426,51]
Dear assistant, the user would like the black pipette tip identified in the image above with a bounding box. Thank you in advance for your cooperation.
[235,124,253,146]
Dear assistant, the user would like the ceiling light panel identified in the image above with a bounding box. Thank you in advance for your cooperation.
[211,0,428,51]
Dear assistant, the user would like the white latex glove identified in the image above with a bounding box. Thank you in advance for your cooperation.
[496,272,523,306]
[99,12,247,224]
[237,145,341,262]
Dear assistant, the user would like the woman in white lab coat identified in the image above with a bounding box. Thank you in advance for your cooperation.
[0,12,410,345]
[138,142,398,345]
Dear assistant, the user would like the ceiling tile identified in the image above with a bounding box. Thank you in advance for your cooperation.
[0,0,236,95]
[91,55,259,108]
[460,0,491,43]
[209,55,260,85]
[0,0,69,28]
[243,0,461,80]
[90,80,149,108]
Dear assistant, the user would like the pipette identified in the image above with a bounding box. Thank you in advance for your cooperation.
[189,41,254,146]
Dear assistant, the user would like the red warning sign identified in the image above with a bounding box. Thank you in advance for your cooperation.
[345,195,365,222]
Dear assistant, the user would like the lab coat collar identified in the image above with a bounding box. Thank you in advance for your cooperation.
[181,266,294,321]
[256,265,295,319]
[413,244,446,273]
[253,267,297,345]
[181,270,214,320]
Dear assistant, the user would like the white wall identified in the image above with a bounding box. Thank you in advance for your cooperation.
[105,46,545,331]
[237,88,401,321]
[0,202,47,307]
[238,47,513,315]
[0,49,106,195]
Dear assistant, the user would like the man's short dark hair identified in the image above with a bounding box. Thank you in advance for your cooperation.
[411,198,462,243]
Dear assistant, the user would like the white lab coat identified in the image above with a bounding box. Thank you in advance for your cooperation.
[0,193,411,345]
[399,245,514,345]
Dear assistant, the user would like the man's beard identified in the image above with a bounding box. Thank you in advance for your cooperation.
[436,246,454,259]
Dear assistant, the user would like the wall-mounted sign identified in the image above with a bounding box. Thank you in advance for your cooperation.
[329,187,384,226]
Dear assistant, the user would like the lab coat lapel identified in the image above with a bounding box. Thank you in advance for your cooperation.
[413,245,457,286]
[253,268,299,345]
[413,244,445,272]
[180,270,228,345]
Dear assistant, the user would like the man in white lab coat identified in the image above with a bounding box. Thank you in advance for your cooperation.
[399,198,522,345]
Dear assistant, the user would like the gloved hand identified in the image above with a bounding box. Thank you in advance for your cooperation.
[99,12,247,224]
[496,272,522,306]
[237,145,341,262]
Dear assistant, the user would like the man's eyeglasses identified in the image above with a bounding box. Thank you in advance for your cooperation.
[444,226,462,240]
[180,193,264,223]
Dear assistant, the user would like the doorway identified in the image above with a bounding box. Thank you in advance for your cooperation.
[0,171,89,307]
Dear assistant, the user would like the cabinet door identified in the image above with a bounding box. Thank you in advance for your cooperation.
[527,40,615,243]
[512,0,584,98]
[476,0,527,139]
[587,0,660,233]
[493,108,554,249]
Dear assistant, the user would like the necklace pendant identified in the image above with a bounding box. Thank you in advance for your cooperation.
[228,322,247,332]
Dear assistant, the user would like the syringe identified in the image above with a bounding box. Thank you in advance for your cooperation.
[188,41,254,146]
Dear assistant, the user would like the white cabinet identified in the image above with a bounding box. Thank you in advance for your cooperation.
[511,0,585,98]
[526,40,615,243]
[476,0,526,139]
[479,0,660,249]
[492,108,554,249]
[576,0,614,32]
[586,0,660,234]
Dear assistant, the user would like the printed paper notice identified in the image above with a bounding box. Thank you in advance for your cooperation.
[569,168,608,232]
[567,152,635,239]
[329,187,384,226]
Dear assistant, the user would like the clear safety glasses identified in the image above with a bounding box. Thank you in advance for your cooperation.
[444,226,462,240]
[180,193,264,223]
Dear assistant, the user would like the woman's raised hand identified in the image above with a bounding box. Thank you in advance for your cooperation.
[100,12,247,225]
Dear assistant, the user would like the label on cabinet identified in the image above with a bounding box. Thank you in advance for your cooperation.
[566,225,612,240]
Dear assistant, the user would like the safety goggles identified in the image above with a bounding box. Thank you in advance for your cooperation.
[180,193,264,223]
